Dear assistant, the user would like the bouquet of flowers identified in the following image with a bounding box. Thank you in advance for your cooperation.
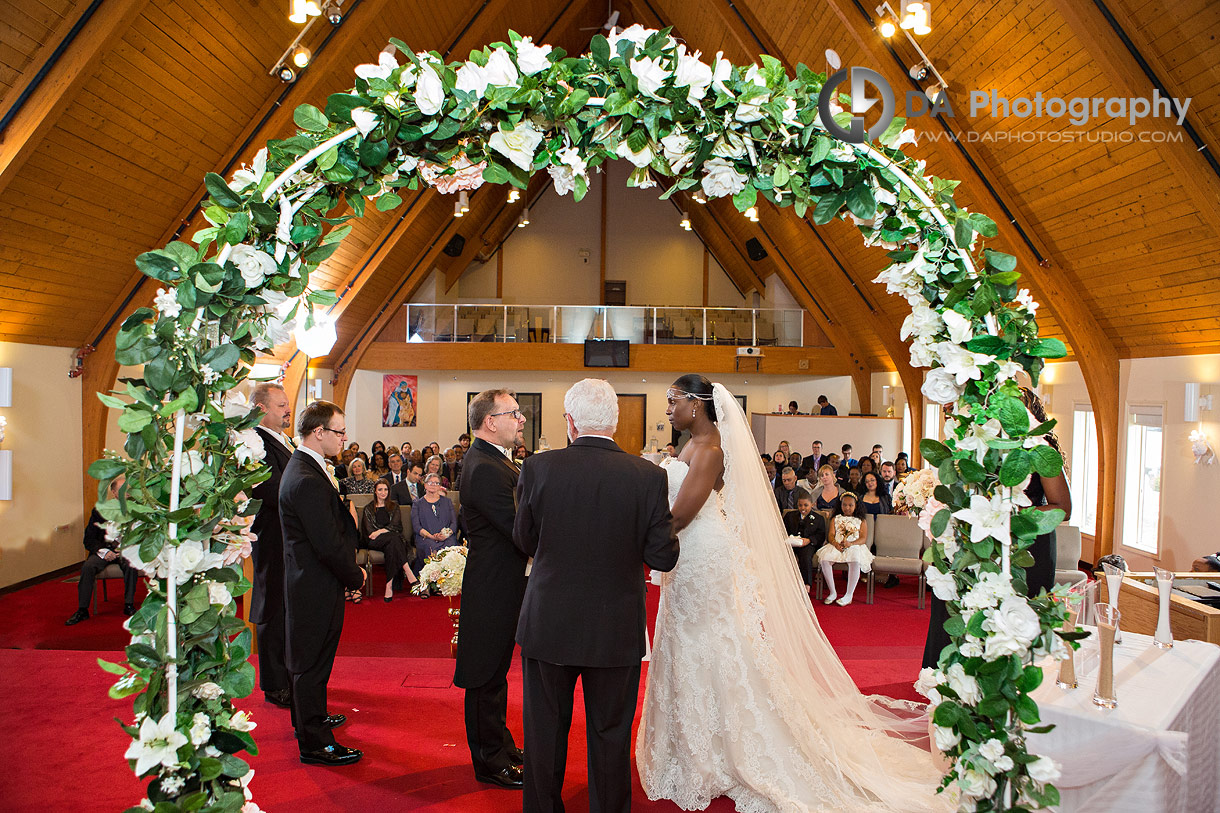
[419,545,467,597]
[891,466,939,515]
[834,516,862,547]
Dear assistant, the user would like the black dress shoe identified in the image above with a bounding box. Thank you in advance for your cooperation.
[475,764,524,788]
[264,689,292,708]
[508,747,524,766]
[65,609,89,626]
[322,714,347,729]
[882,575,900,588]
[123,603,136,616]
[299,743,363,766]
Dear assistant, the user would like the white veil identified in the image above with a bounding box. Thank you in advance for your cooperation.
[710,383,943,802]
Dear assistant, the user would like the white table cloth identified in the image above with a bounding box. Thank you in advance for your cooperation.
[1027,627,1220,812]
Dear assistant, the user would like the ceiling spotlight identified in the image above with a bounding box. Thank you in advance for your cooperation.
[927,82,945,104]
[458,190,470,213]
[679,212,692,231]
[517,208,530,228]
[744,205,759,222]
[277,64,296,83]
[691,190,707,205]
[879,19,896,37]
[292,46,312,68]
[900,0,931,34]
[507,188,520,203]
[824,49,841,71]
[323,1,342,24]
[453,200,464,218]
[909,61,929,81]
[289,0,322,24]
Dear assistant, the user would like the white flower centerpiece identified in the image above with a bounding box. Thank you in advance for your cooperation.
[419,545,468,597]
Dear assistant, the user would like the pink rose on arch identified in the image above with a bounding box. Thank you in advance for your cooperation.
[419,153,487,194]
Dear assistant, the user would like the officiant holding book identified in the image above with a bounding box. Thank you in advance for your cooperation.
[513,379,679,813]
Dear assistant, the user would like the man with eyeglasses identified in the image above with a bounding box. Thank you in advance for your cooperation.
[279,400,367,767]
[454,388,529,789]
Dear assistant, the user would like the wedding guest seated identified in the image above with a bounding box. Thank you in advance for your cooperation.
[811,464,842,515]
[339,457,376,496]
[858,456,877,480]
[66,475,137,624]
[423,454,450,489]
[879,461,898,497]
[788,452,803,476]
[778,440,791,456]
[774,466,810,512]
[360,479,418,602]
[845,465,864,495]
[895,454,910,481]
[772,450,788,472]
[370,450,390,480]
[763,459,777,485]
[786,400,800,415]
[664,443,677,458]
[513,445,529,463]
[370,440,386,459]
[859,472,892,518]
[817,491,872,606]
[817,395,838,415]
[840,444,856,467]
[410,473,458,596]
[784,495,827,588]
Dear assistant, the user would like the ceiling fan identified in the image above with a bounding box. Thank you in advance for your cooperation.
[581,1,621,34]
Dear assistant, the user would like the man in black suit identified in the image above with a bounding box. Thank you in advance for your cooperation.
[774,466,810,512]
[279,400,367,767]
[386,452,413,506]
[514,378,679,813]
[250,383,295,708]
[800,439,826,480]
[454,388,529,788]
[65,475,137,624]
[783,494,827,588]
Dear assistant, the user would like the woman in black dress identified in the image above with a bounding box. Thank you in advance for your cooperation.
[922,389,1072,668]
[859,472,892,518]
[360,479,415,602]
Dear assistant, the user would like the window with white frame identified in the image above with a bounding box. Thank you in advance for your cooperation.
[1070,405,1099,536]
[1122,404,1163,555]
[902,404,912,460]
[923,402,942,456]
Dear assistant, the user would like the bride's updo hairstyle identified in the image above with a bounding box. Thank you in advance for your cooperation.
[671,374,718,423]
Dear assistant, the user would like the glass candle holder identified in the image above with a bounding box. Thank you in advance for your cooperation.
[1153,566,1175,649]
[1093,604,1121,709]
[1056,580,1092,690]
[1101,561,1125,645]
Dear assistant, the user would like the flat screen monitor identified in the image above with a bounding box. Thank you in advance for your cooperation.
[584,339,630,367]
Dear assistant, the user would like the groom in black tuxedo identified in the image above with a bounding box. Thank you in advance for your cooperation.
[279,400,367,766]
[455,388,530,788]
[514,379,679,813]
[250,383,295,709]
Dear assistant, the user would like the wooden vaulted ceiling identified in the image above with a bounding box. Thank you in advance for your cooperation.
[2,0,1219,382]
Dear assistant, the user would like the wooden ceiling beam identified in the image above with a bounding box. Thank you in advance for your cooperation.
[0,0,151,199]
[1045,0,1220,240]
[817,0,1120,558]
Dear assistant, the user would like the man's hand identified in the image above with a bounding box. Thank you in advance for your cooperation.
[103,551,119,562]
[799,537,810,548]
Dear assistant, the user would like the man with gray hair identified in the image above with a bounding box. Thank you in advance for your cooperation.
[514,378,679,812]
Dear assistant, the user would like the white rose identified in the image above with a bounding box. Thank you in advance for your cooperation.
[489,121,544,171]
[229,245,276,289]
[630,55,671,100]
[263,313,295,347]
[660,132,694,173]
[735,98,766,123]
[515,37,552,74]
[701,157,747,198]
[192,682,224,700]
[901,302,941,341]
[933,725,960,751]
[608,23,653,52]
[922,367,964,404]
[959,637,984,658]
[990,596,1041,647]
[711,131,747,160]
[413,66,445,116]
[942,309,974,344]
[616,139,654,168]
[355,50,398,81]
[711,51,732,94]
[673,46,712,104]
[547,164,577,196]
[946,663,982,705]
[1028,756,1061,783]
[350,107,379,137]
[909,337,936,368]
[483,47,520,88]
[207,580,232,606]
[925,565,959,602]
[182,450,206,477]
[962,571,1015,611]
[231,428,266,468]
[455,62,489,98]
[189,712,211,746]
[957,768,997,798]
[914,667,945,704]
[993,754,1014,772]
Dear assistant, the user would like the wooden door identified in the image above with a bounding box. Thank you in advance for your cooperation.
[614,394,647,454]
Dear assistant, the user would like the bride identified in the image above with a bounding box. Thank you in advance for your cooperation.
[636,375,950,812]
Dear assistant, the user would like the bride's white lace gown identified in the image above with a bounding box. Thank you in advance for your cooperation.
[636,456,949,813]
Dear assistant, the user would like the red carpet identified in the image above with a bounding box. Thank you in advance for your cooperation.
[0,571,930,811]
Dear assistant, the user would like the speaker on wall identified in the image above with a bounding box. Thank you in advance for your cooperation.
[745,238,768,261]
[442,234,465,257]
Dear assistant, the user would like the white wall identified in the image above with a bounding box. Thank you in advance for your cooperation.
[1044,355,1220,570]
[438,162,771,309]
[0,342,86,588]
[342,367,853,454]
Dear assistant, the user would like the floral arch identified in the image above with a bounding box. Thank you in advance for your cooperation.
[95,25,1070,812]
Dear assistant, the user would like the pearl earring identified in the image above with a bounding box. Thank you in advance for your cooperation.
[692,406,697,419]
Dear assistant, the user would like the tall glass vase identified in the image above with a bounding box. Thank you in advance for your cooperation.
[1101,561,1125,644]
[1093,604,1121,709]
[1056,580,1092,690]
[1153,567,1175,649]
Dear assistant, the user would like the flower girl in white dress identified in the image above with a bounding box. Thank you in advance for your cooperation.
[817,490,874,606]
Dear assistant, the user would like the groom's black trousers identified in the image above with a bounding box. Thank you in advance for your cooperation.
[522,656,641,813]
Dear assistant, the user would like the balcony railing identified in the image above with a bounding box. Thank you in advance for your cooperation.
[402,304,806,346]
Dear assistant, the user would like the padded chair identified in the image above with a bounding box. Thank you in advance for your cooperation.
[1053,523,1088,587]
[865,514,927,607]
[91,562,129,614]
